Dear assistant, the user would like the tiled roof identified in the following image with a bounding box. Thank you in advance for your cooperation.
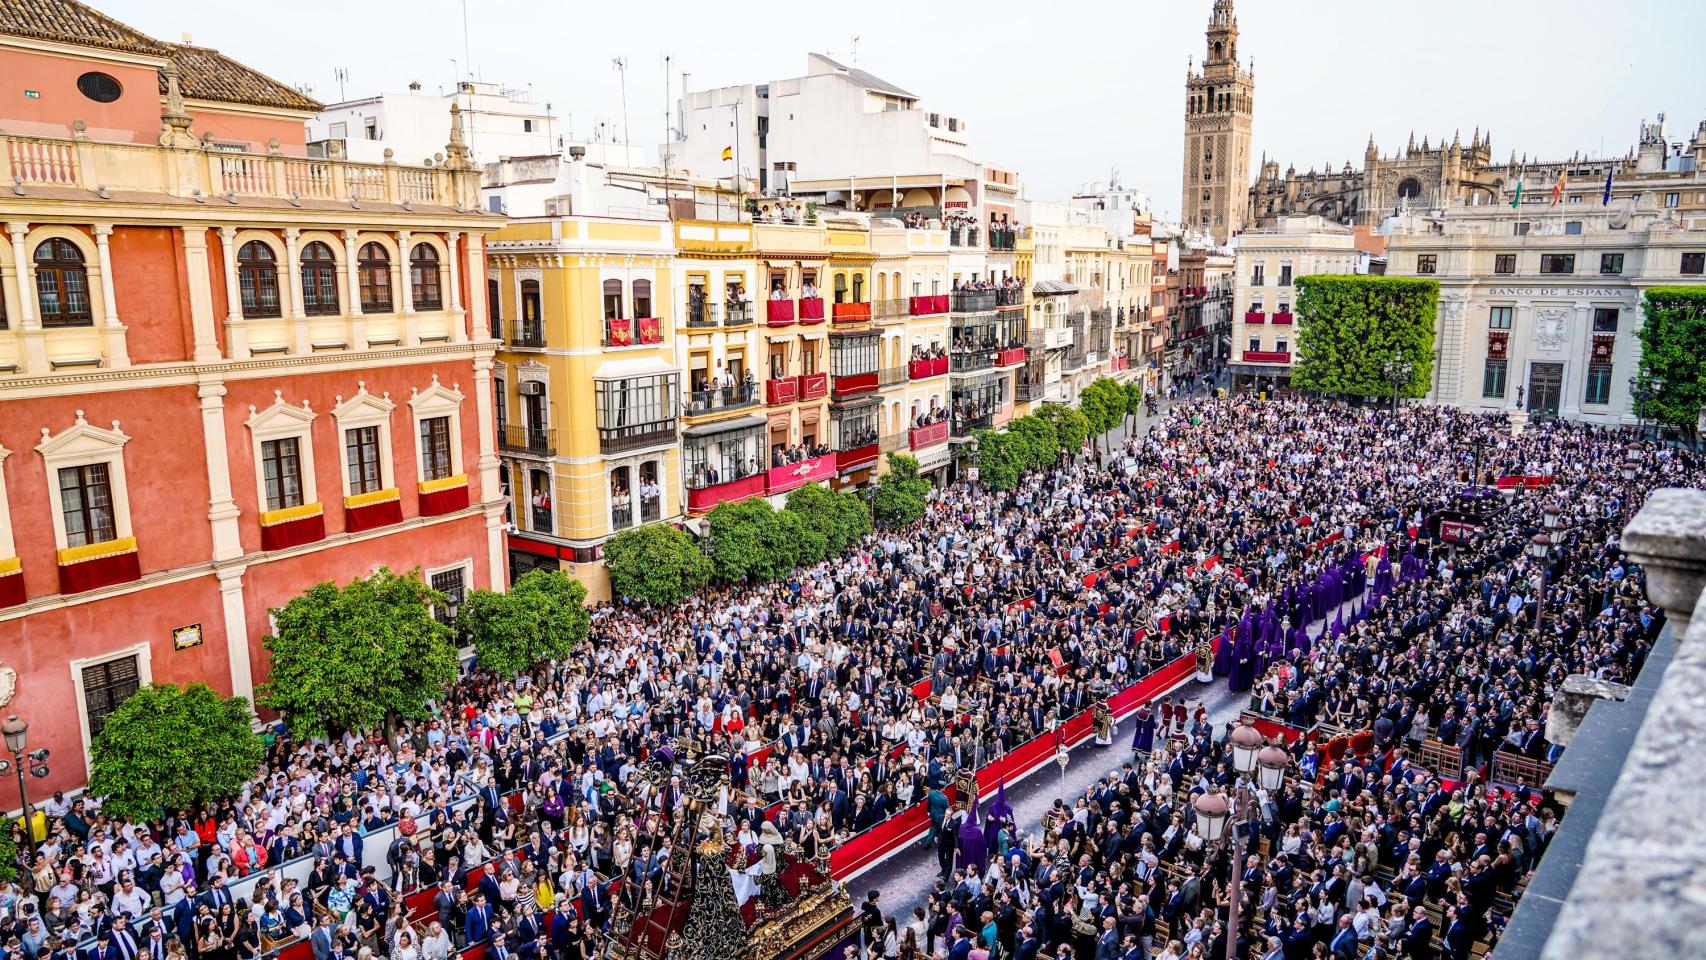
[163,43,323,113]
[0,0,169,56]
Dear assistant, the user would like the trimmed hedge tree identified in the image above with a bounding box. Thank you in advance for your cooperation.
[1036,404,1090,455]
[87,682,264,821]
[260,568,459,741]
[1291,276,1438,399]
[1635,286,1706,446]
[604,523,711,606]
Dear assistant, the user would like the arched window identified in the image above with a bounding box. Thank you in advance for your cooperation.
[410,244,442,310]
[602,278,624,319]
[631,279,652,318]
[299,241,339,316]
[34,237,93,327]
[486,278,502,338]
[357,242,392,312]
[237,241,281,318]
[852,273,864,303]
[609,466,634,529]
[833,273,848,304]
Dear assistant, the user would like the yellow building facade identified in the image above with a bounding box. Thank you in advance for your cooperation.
[485,216,680,596]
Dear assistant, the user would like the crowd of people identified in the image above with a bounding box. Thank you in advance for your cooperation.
[876,403,1689,960]
[1,396,1693,960]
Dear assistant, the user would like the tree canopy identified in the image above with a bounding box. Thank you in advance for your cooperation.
[1036,404,1091,454]
[459,569,590,676]
[604,523,711,606]
[1635,286,1706,445]
[784,483,872,564]
[87,682,264,820]
[707,498,800,583]
[1290,276,1438,398]
[975,428,1025,491]
[872,452,931,526]
[259,568,459,739]
[1080,377,1130,445]
[1006,415,1060,471]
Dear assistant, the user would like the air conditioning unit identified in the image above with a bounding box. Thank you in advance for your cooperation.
[518,380,545,396]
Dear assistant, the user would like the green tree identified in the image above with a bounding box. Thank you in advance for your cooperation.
[976,428,1024,491]
[784,484,837,565]
[604,523,712,606]
[0,816,16,882]
[458,569,590,676]
[1635,287,1706,447]
[260,568,458,741]
[831,488,874,549]
[707,498,801,582]
[1007,415,1060,471]
[873,452,931,526]
[1290,276,1438,398]
[1037,403,1090,455]
[1123,379,1147,431]
[87,682,264,820]
[1080,377,1129,449]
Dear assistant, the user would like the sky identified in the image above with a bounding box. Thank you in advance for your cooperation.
[98,0,1706,221]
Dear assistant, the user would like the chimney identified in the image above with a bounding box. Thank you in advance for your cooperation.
[568,144,588,214]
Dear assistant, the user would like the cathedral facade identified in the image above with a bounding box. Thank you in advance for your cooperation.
[1181,0,1254,245]
[1248,130,1507,229]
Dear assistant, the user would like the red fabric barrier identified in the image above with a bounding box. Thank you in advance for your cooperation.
[827,646,1211,882]
[1245,716,1305,744]
[345,497,403,533]
[912,678,933,700]
[260,512,326,551]
[1161,540,1181,555]
[418,483,470,517]
[57,549,140,593]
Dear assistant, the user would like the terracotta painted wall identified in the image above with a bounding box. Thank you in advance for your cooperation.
[0,572,231,802]
[109,225,194,363]
[186,107,309,155]
[221,359,483,551]
[203,228,230,357]
[0,386,213,600]
[0,49,159,141]
[238,514,493,708]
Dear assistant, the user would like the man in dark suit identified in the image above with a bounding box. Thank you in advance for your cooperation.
[309,915,338,960]
[433,881,459,942]
[582,878,610,932]
[464,893,493,945]
[1014,927,1040,960]
[1329,916,1359,960]
[1402,906,1434,959]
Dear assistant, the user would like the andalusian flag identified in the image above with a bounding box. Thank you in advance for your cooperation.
[1510,173,1523,208]
[1550,168,1567,205]
[721,146,733,162]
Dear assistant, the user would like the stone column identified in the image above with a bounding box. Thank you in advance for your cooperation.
[196,381,244,563]
[8,222,46,373]
[342,230,367,349]
[1539,489,1706,960]
[218,227,249,358]
[90,225,130,368]
[446,231,466,343]
[397,230,418,346]
[464,235,489,341]
[181,228,223,363]
[1623,487,1706,641]
[283,228,310,354]
[216,566,255,704]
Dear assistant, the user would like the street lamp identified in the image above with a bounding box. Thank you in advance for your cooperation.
[1629,375,1660,440]
[1541,499,1563,530]
[1382,349,1415,416]
[1622,450,1640,482]
[1198,723,1289,960]
[1529,534,1553,632]
[0,715,51,860]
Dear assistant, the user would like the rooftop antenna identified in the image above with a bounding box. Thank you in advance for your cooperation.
[851,35,861,65]
[663,54,673,206]
[460,0,472,80]
[334,67,348,101]
[611,57,630,145]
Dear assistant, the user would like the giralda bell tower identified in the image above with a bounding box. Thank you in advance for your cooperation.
[1181,0,1253,243]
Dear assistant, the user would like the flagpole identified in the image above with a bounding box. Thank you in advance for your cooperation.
[732,100,742,222]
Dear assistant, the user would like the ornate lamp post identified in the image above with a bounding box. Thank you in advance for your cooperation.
[1528,533,1553,632]
[1628,376,1656,440]
[0,715,51,860]
[1382,349,1415,416]
[1194,722,1290,960]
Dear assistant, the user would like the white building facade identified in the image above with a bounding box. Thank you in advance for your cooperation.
[309,80,559,166]
[1387,200,1706,423]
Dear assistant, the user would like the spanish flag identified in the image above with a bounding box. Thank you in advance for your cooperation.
[1550,168,1567,205]
[721,146,733,162]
